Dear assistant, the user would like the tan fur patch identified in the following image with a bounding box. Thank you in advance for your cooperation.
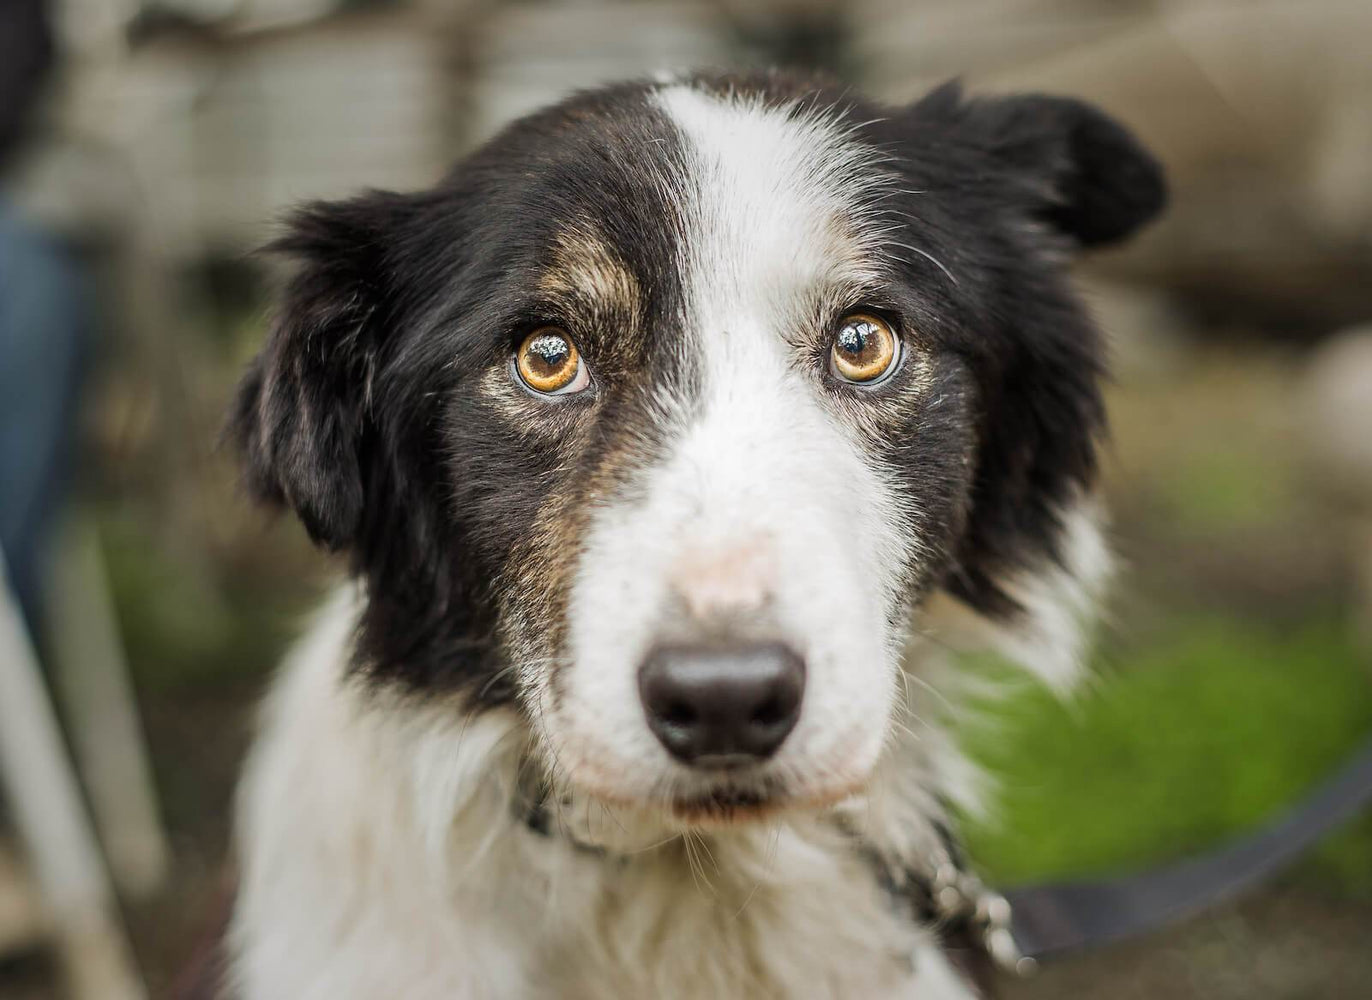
[538,227,643,326]
[481,228,666,716]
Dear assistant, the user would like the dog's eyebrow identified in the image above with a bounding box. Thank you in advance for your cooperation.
[771,268,897,350]
[537,228,642,322]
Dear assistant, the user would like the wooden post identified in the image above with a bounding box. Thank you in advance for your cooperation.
[48,517,170,898]
[0,549,147,1000]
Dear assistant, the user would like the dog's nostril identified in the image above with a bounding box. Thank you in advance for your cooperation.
[661,700,697,728]
[751,696,787,728]
[638,642,805,766]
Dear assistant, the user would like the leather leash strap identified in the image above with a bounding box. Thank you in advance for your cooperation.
[1004,737,1372,961]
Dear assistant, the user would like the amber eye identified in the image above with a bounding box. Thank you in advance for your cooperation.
[516,328,588,395]
[830,314,899,384]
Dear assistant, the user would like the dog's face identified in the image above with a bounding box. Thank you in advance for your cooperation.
[231,73,1163,825]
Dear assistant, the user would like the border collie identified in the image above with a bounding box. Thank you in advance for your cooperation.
[225,70,1164,999]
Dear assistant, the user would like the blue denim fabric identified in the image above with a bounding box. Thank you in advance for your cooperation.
[0,199,88,634]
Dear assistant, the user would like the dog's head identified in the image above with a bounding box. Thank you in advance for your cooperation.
[230,73,1163,826]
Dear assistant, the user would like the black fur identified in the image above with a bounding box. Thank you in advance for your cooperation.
[228,72,1165,700]
[231,84,695,698]
[863,81,1166,616]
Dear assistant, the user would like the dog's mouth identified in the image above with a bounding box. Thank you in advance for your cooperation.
[564,770,794,823]
[553,765,817,828]
[543,723,884,831]
[666,774,871,827]
[668,784,775,824]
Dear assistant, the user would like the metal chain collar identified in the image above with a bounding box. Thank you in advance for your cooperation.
[924,843,1036,977]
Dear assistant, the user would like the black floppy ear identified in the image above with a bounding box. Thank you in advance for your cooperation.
[228,193,410,550]
[890,86,1166,637]
[930,85,1167,247]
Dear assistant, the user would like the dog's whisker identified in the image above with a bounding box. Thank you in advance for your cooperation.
[732,873,765,920]
[902,671,959,720]
[693,830,720,876]
[623,830,690,855]
[884,240,959,286]
[897,665,916,713]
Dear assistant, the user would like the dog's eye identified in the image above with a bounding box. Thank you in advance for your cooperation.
[516,328,589,395]
[830,314,899,384]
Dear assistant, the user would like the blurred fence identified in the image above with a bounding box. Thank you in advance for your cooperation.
[2,2,1371,998]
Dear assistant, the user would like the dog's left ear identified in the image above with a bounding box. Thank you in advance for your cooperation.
[900,87,1164,682]
[917,83,1167,247]
[228,192,417,550]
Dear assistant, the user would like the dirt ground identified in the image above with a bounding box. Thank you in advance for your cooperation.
[1003,887,1372,1000]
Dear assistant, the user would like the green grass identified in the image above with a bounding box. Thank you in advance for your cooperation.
[1155,448,1298,532]
[97,509,318,693]
[958,617,1372,896]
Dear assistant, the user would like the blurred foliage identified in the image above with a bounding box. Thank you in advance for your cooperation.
[98,504,324,693]
[957,343,1372,901]
[960,618,1372,895]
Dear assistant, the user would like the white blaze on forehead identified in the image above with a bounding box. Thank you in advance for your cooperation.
[650,82,911,593]
[542,84,916,802]
[654,84,892,324]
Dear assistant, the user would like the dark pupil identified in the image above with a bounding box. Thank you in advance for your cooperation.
[528,334,569,372]
[837,322,873,359]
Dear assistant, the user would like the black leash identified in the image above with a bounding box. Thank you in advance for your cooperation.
[1003,736,1372,962]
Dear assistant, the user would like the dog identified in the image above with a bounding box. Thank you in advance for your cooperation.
[224,70,1164,999]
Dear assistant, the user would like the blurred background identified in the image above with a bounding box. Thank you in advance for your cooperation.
[1,0,1370,997]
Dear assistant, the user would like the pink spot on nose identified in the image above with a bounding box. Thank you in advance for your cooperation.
[670,540,775,621]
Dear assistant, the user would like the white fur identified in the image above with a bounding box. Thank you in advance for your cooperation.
[918,500,1112,693]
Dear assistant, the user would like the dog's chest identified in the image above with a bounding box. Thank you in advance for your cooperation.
[520,834,974,1000]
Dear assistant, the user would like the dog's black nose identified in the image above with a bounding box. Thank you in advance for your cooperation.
[638,643,805,765]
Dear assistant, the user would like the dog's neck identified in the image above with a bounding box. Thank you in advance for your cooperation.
[513,760,1010,986]
[512,711,1015,973]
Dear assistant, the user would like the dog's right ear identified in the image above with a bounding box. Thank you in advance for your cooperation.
[228,192,413,550]
[905,82,1166,249]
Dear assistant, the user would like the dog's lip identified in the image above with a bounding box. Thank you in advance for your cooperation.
[666,778,869,827]
[554,771,871,831]
[688,752,766,771]
[671,784,769,817]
